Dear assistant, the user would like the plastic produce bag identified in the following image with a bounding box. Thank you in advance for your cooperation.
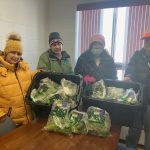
[106,87,125,100]
[44,100,71,135]
[60,78,78,108]
[119,88,138,104]
[31,77,62,104]
[61,78,78,97]
[86,106,111,137]
[69,110,88,134]
[91,80,106,99]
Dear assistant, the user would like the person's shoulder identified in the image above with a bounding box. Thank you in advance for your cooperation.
[61,51,71,58]
[103,49,111,55]
[102,49,113,59]
[19,60,30,70]
[132,48,144,57]
[78,49,91,59]
[40,50,49,57]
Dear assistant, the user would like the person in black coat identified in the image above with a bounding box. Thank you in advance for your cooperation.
[124,29,150,150]
[74,34,117,83]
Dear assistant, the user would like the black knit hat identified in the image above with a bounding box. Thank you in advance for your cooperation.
[49,32,63,46]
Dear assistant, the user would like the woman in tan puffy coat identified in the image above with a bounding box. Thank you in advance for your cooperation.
[0,32,33,126]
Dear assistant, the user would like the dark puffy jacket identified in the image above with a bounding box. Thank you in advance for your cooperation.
[74,49,117,80]
[125,48,150,84]
[125,48,150,105]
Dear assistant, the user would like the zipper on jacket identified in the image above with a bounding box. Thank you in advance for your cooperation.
[14,70,30,124]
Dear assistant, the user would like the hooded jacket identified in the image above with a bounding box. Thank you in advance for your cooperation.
[0,54,32,125]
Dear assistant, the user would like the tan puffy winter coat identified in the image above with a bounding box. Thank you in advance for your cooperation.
[0,56,33,125]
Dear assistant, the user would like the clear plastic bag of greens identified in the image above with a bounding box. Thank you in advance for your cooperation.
[118,88,138,104]
[61,78,78,97]
[106,87,125,100]
[91,80,106,99]
[68,110,88,134]
[60,78,78,108]
[86,106,111,137]
[44,100,71,135]
[30,77,62,104]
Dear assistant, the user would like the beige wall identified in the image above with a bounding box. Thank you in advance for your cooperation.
[0,0,49,70]
[0,0,106,69]
[0,0,110,69]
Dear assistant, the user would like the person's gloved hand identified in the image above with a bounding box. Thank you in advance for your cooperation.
[83,75,96,84]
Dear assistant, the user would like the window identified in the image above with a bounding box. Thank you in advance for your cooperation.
[100,8,114,54]
[76,5,150,80]
[76,7,128,80]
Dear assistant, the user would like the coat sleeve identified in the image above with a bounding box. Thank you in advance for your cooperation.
[37,54,50,71]
[31,70,39,79]
[103,56,117,80]
[74,57,86,77]
[109,58,117,80]
[124,53,138,81]
[66,58,73,74]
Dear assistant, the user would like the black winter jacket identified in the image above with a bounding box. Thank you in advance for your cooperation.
[125,48,150,105]
[125,48,150,84]
[74,49,117,80]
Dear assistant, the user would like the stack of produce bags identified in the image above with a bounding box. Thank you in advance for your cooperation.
[44,100,111,137]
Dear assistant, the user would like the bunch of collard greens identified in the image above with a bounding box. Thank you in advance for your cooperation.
[69,110,88,134]
[60,78,78,108]
[91,80,139,104]
[61,78,77,97]
[106,87,125,100]
[30,77,78,107]
[118,88,138,104]
[45,104,111,136]
[91,80,106,99]
[86,106,111,137]
[45,100,88,135]
[30,77,62,104]
[44,100,71,135]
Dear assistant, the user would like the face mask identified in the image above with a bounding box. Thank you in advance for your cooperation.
[91,48,103,56]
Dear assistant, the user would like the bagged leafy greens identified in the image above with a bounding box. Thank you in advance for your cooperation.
[91,80,106,99]
[86,106,111,137]
[90,80,139,104]
[106,87,125,100]
[60,78,78,108]
[30,77,62,104]
[61,78,78,97]
[30,77,79,108]
[44,100,71,135]
[118,88,138,104]
[69,110,88,134]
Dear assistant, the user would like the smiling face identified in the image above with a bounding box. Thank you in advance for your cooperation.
[50,42,62,54]
[5,51,22,64]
